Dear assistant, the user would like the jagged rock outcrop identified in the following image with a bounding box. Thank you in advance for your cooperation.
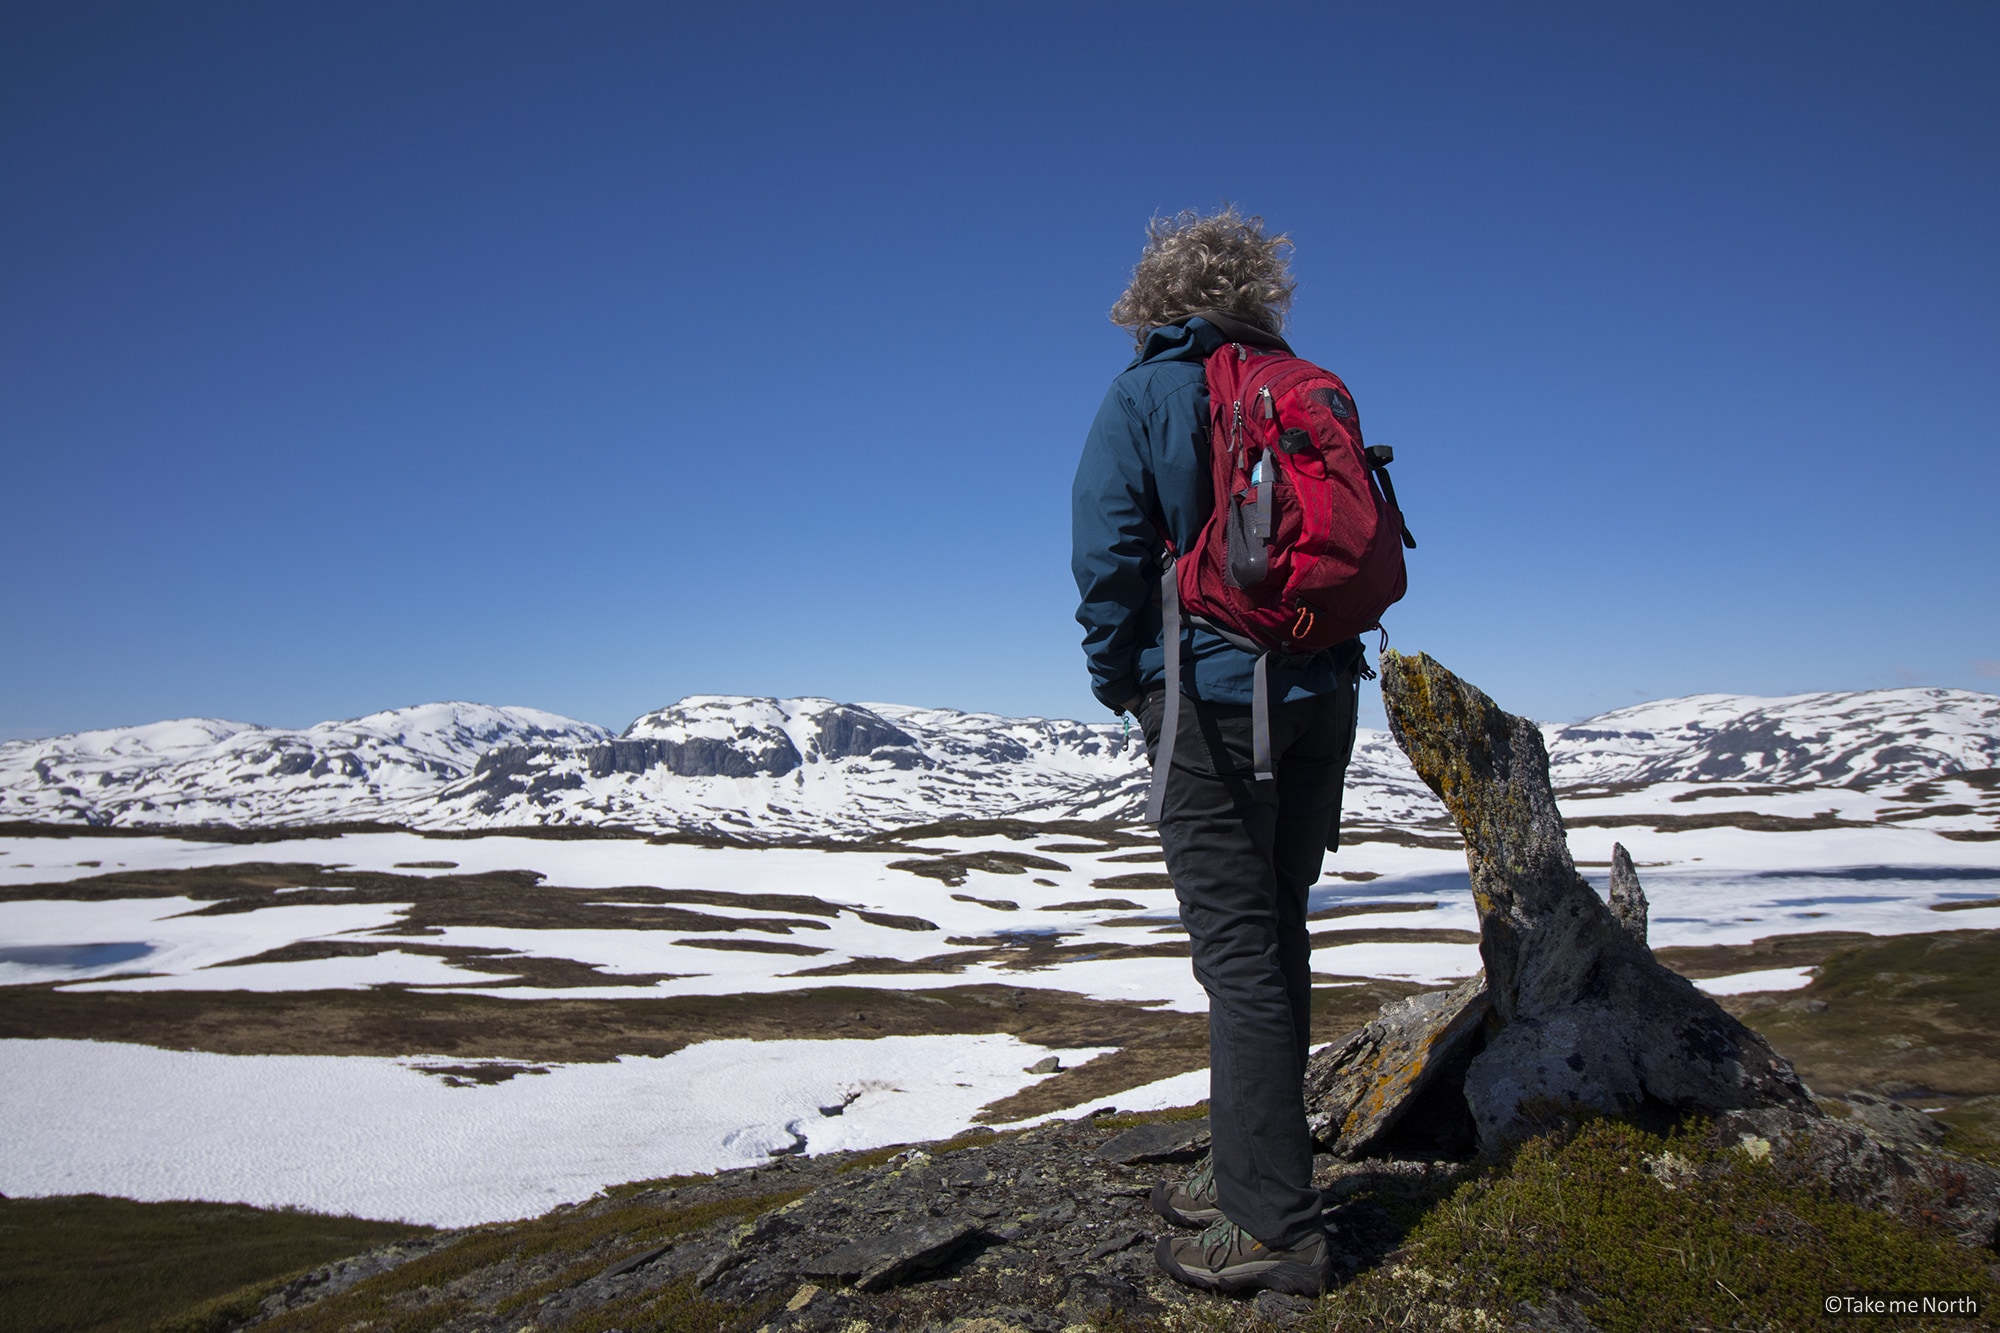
[1605,842,1648,944]
[1306,651,1815,1156]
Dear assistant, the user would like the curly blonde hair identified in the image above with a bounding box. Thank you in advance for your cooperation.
[1109,206,1296,345]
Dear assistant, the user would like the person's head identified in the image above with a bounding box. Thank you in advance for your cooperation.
[1109,206,1296,347]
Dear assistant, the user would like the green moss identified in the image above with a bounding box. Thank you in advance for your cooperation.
[0,1194,428,1333]
[1093,1103,1211,1131]
[1309,1119,2000,1332]
[1722,930,2000,1127]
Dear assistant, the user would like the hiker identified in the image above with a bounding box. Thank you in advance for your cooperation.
[1072,208,1398,1297]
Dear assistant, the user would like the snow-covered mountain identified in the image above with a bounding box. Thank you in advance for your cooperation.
[0,704,610,827]
[2,687,1994,837]
[426,696,1145,837]
[1542,688,2000,790]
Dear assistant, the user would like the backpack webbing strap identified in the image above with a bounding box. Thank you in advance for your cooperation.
[1143,565,1182,824]
[1144,564,1277,825]
[1251,651,1274,782]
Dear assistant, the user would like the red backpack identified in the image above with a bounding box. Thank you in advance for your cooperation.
[1145,339,1413,822]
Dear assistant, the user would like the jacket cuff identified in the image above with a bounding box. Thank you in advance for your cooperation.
[1093,677,1143,714]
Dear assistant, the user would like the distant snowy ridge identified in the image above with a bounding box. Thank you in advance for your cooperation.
[428,696,1145,837]
[2,687,1995,836]
[0,703,610,828]
[1543,688,2000,790]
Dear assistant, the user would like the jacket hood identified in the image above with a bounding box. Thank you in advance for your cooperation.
[1129,311,1292,370]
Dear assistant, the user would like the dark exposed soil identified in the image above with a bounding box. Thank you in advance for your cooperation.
[1650,930,1877,979]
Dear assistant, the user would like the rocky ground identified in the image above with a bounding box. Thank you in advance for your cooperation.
[233,1105,1476,1333]
[223,1086,1999,1333]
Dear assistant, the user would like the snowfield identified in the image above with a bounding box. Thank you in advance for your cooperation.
[0,1035,1114,1227]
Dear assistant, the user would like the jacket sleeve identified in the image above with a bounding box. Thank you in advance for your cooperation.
[1071,380,1160,712]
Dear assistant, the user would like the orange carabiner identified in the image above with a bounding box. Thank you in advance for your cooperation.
[1290,606,1315,640]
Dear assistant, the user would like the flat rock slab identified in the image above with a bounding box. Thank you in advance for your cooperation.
[1094,1117,1211,1165]
[1305,973,1490,1156]
[800,1216,982,1292]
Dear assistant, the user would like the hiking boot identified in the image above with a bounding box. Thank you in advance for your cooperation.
[1155,1217,1332,1297]
[1149,1157,1224,1228]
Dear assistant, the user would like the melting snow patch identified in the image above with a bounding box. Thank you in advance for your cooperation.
[1693,966,1816,996]
[0,1034,1111,1226]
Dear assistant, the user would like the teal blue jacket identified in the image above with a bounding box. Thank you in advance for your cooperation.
[1070,316,1359,712]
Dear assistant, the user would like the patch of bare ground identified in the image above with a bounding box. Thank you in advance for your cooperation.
[0,981,1194,1074]
[0,813,1162,852]
[866,817,1153,848]
[673,937,830,955]
[1306,926,1480,949]
[1715,928,2000,1155]
[1042,898,1144,912]
[1650,930,1877,980]
[972,978,1441,1124]
[410,1061,552,1086]
[0,862,843,936]
[1306,899,1439,922]
[851,909,939,931]
[885,851,1070,887]
[1337,825,1463,849]
[209,939,691,989]
[937,933,1192,969]
[948,891,1018,911]
[1566,809,1875,833]
[1091,871,1173,891]
[1935,897,2000,912]
[1668,783,1815,802]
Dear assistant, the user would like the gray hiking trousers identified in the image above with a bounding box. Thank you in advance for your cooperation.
[1139,678,1359,1247]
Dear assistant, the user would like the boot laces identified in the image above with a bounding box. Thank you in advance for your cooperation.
[1197,1217,1258,1266]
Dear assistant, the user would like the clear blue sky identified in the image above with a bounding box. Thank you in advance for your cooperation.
[4,2,1995,739]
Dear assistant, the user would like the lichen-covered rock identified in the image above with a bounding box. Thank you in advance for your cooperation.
[1304,972,1490,1157]
[1376,651,1814,1153]
[1839,1090,1948,1151]
[1713,1105,2000,1250]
